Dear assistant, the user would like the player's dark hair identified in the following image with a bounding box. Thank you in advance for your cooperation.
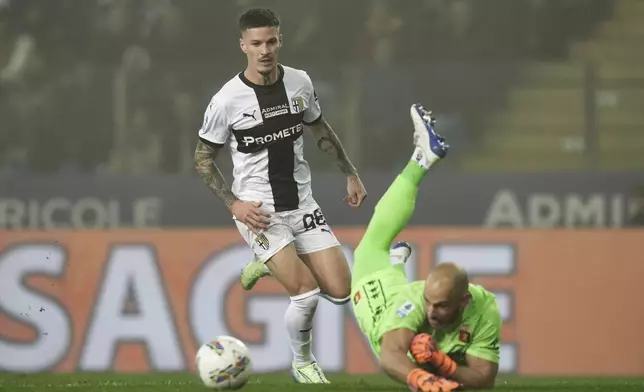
[239,8,280,31]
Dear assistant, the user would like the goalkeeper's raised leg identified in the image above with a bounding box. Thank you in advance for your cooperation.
[351,105,460,392]
[351,103,449,293]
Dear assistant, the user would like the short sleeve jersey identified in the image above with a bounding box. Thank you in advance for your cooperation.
[197,64,322,212]
[371,282,502,365]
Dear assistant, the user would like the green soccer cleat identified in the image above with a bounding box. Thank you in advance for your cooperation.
[240,260,271,290]
[290,361,330,384]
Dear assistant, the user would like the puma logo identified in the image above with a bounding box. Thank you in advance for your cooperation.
[321,228,331,234]
[242,110,256,120]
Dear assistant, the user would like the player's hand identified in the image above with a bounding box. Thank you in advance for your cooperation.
[410,333,438,364]
[411,333,457,377]
[344,174,367,208]
[230,200,271,234]
[407,368,461,392]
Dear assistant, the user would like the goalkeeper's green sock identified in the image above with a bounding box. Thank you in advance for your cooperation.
[357,157,429,252]
[400,153,429,187]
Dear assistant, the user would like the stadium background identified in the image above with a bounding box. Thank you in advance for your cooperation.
[1,0,643,381]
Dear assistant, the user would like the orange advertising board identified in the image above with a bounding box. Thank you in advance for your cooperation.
[0,229,643,375]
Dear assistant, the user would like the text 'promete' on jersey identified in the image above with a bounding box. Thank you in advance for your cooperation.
[241,123,303,147]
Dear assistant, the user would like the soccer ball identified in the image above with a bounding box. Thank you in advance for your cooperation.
[195,336,253,390]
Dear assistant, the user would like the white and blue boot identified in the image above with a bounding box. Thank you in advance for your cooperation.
[390,240,412,264]
[410,103,449,166]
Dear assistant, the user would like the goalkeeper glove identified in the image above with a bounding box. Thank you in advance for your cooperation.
[407,368,461,392]
[410,333,457,377]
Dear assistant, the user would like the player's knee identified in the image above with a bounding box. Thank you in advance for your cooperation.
[271,269,318,297]
[292,273,319,296]
[323,282,350,301]
[317,268,350,300]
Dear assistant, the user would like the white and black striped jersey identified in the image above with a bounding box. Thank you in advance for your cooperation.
[198,64,322,212]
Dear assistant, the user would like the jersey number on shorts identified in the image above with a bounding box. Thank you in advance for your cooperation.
[302,208,327,231]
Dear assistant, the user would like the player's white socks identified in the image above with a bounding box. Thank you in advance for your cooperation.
[285,288,320,367]
[411,146,432,170]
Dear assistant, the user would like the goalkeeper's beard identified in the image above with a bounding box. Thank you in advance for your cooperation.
[429,310,463,330]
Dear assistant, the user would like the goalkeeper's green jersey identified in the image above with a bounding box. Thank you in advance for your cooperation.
[353,279,502,365]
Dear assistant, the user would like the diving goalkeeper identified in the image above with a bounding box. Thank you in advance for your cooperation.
[351,104,502,391]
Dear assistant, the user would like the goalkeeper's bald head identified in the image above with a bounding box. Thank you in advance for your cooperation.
[423,262,471,329]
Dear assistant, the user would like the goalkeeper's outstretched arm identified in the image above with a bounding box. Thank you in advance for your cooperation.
[450,355,498,389]
[379,328,417,383]
[379,329,460,392]
[430,317,501,389]
[411,326,500,389]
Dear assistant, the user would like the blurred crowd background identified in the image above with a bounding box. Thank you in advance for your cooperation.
[3,0,642,177]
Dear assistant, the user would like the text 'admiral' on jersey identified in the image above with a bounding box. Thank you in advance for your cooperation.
[262,103,290,119]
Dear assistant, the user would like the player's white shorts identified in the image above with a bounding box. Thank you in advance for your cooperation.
[234,201,340,263]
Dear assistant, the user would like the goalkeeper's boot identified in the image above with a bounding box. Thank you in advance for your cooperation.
[390,240,412,264]
[290,361,330,384]
[410,103,449,163]
[240,259,271,290]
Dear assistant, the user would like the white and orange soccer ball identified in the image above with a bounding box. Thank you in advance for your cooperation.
[195,336,253,390]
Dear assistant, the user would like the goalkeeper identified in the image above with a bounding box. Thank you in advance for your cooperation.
[351,104,502,391]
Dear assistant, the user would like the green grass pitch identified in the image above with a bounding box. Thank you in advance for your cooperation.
[1,373,643,391]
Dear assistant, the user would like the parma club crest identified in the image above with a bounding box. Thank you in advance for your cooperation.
[255,233,270,250]
[291,96,304,113]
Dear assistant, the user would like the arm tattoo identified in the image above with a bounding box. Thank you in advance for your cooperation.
[313,120,358,176]
[194,140,238,207]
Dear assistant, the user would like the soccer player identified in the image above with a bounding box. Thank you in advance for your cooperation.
[194,8,366,383]
[351,104,502,391]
